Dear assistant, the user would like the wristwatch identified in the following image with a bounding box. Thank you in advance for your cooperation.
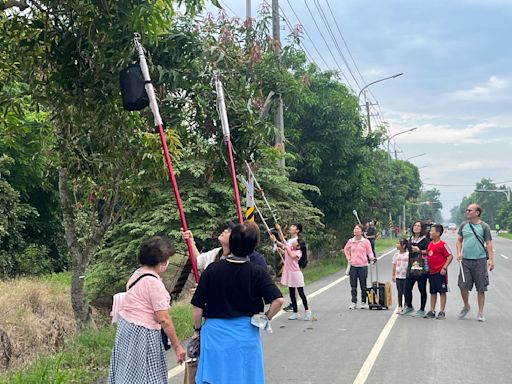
[193,326,201,332]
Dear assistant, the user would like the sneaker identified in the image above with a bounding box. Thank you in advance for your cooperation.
[415,310,426,318]
[395,307,403,314]
[477,313,486,322]
[360,302,369,309]
[288,312,300,320]
[348,303,356,310]
[402,306,414,316]
[458,305,470,320]
[283,303,293,312]
[424,310,436,319]
[303,310,312,321]
[436,311,446,320]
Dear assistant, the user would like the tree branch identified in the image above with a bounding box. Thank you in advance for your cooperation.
[83,168,123,264]
[0,0,29,11]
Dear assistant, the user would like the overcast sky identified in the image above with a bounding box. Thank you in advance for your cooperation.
[206,0,512,220]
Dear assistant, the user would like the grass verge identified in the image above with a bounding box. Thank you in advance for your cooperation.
[500,232,512,240]
[0,301,193,384]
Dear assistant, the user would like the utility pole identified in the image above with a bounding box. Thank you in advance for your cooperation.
[365,100,371,134]
[246,0,251,19]
[272,0,285,168]
[403,204,406,234]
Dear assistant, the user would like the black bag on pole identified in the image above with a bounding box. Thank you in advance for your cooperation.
[119,63,149,111]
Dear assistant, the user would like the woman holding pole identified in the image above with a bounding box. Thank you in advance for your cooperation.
[191,223,283,383]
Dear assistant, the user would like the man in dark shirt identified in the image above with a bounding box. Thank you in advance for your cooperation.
[365,220,377,259]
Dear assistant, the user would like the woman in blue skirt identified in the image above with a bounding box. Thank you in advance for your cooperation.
[191,223,284,383]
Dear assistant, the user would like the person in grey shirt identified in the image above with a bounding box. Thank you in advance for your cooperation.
[456,203,495,322]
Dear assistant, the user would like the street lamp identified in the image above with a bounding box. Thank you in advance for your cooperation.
[357,73,403,134]
[386,127,418,162]
[475,188,511,202]
[406,153,427,161]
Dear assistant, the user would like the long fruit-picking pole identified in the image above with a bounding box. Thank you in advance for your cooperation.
[134,35,199,283]
[214,74,244,223]
[244,160,279,225]
[240,175,284,263]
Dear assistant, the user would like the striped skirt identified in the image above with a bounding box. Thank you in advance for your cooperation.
[196,316,264,384]
[108,316,167,384]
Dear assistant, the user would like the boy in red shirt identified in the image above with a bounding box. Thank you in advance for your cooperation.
[424,224,453,319]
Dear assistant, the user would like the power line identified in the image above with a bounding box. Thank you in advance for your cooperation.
[218,0,240,19]
[325,0,366,86]
[284,0,331,69]
[302,0,355,91]
[263,0,316,64]
[313,0,362,91]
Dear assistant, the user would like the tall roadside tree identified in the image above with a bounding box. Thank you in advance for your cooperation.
[2,0,204,329]
[451,178,509,228]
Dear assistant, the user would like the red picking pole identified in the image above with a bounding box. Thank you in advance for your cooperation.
[214,74,244,223]
[134,35,199,283]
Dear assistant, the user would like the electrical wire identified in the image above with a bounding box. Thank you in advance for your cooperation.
[302,0,355,91]
[325,0,366,86]
[285,0,331,68]
[313,0,362,90]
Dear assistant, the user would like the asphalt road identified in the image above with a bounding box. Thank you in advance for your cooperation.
[167,232,512,384]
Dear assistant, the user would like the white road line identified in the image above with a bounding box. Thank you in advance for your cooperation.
[352,308,399,384]
[167,247,396,379]
[500,254,509,260]
[168,364,185,379]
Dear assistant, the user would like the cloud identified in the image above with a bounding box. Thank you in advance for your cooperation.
[388,122,496,144]
[452,76,510,101]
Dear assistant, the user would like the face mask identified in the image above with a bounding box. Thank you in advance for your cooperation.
[159,260,170,273]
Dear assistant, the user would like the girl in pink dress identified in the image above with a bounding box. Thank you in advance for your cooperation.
[278,240,311,321]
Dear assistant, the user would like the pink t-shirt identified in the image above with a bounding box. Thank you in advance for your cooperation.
[280,244,304,288]
[119,268,170,330]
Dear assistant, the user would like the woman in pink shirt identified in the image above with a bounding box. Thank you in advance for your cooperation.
[108,236,186,384]
[344,224,375,310]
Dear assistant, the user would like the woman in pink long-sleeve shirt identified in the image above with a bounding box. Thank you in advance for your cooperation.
[344,224,375,309]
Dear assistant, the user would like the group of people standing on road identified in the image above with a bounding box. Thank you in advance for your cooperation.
[391,203,494,321]
[108,219,313,384]
[106,202,495,383]
[343,203,495,324]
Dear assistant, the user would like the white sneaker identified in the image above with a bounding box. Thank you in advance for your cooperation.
[303,310,312,321]
[360,302,369,309]
[288,312,300,320]
[477,313,486,322]
[348,303,356,310]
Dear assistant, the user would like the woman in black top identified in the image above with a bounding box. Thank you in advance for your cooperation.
[402,221,430,317]
[191,223,283,384]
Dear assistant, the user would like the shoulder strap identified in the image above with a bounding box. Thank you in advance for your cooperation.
[128,273,158,290]
[468,223,487,254]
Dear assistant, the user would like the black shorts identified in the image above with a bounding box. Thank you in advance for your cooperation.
[429,272,448,294]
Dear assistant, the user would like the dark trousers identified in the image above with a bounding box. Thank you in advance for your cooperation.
[349,266,368,303]
[404,274,428,310]
[289,287,308,312]
[395,278,406,307]
[369,239,376,258]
